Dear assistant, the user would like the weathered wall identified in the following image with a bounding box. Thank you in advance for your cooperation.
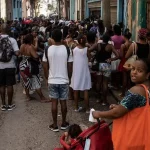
[128,0,147,40]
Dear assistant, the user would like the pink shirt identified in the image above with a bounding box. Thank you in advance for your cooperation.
[111,35,124,50]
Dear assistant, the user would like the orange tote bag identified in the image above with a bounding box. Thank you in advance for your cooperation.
[112,84,150,150]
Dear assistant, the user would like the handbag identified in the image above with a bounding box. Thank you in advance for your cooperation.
[123,42,138,70]
[29,58,40,75]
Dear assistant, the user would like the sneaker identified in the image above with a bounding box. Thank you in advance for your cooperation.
[74,107,83,112]
[7,104,16,111]
[1,105,7,111]
[48,124,59,132]
[61,122,70,130]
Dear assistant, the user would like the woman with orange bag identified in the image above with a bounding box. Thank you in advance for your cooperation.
[92,58,150,150]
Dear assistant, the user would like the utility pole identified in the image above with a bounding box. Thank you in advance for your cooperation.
[101,0,111,29]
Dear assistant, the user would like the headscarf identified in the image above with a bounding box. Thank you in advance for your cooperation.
[138,28,148,39]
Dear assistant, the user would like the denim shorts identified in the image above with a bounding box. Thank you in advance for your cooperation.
[48,84,69,100]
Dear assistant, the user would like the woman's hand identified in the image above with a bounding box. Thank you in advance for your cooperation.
[35,37,38,42]
[92,111,100,119]
[106,58,111,63]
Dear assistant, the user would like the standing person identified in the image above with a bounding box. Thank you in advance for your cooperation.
[92,58,150,150]
[0,24,19,111]
[43,29,70,132]
[97,20,105,40]
[111,25,124,89]
[126,28,150,59]
[118,29,132,97]
[70,34,91,113]
[89,34,119,105]
[19,34,48,102]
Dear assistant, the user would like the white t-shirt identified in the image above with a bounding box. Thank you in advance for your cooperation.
[0,35,19,69]
[43,45,70,84]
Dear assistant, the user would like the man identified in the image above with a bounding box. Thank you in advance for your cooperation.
[0,24,19,111]
[43,29,70,132]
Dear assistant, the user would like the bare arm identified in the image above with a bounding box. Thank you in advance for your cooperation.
[88,43,98,53]
[92,85,146,120]
[110,45,119,61]
[92,105,128,120]
[125,43,134,59]
[30,46,38,58]
[120,44,125,58]
[42,61,49,80]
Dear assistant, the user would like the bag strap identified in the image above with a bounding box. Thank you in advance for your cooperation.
[64,45,70,61]
[44,46,49,68]
[132,41,137,55]
[140,84,150,106]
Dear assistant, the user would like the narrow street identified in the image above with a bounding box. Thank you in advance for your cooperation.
[0,81,117,150]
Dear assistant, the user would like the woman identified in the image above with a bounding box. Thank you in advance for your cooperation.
[111,25,124,88]
[93,58,150,149]
[91,34,119,105]
[118,29,132,97]
[97,20,105,40]
[19,34,48,102]
[126,28,149,59]
[70,34,91,113]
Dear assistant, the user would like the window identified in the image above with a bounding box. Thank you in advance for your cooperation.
[17,1,18,8]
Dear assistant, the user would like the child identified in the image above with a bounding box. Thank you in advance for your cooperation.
[70,34,91,113]
[64,124,82,145]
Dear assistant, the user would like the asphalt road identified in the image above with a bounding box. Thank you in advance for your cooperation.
[0,81,117,150]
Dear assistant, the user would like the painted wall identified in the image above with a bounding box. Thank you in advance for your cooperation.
[70,0,75,20]
[127,0,147,40]
[13,0,22,19]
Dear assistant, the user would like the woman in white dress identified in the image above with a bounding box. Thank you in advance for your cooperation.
[70,34,91,113]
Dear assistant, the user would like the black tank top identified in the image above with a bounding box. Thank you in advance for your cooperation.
[96,43,112,63]
[136,43,149,58]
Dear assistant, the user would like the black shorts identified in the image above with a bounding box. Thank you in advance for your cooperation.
[0,68,16,86]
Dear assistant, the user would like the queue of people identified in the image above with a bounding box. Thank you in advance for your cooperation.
[0,17,150,149]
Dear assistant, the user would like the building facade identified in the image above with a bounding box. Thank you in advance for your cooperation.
[85,0,117,24]
[69,0,84,20]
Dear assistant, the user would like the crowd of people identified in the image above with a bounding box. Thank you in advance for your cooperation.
[0,17,150,149]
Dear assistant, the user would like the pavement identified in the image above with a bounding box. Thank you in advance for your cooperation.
[0,80,118,150]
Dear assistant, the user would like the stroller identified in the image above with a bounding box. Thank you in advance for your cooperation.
[54,120,113,150]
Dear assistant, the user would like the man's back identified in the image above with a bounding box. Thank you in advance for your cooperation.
[0,35,19,69]
[43,45,69,84]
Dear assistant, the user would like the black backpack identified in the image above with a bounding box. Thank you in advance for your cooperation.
[0,36,14,62]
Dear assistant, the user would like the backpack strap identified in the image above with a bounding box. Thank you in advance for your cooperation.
[44,45,49,67]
